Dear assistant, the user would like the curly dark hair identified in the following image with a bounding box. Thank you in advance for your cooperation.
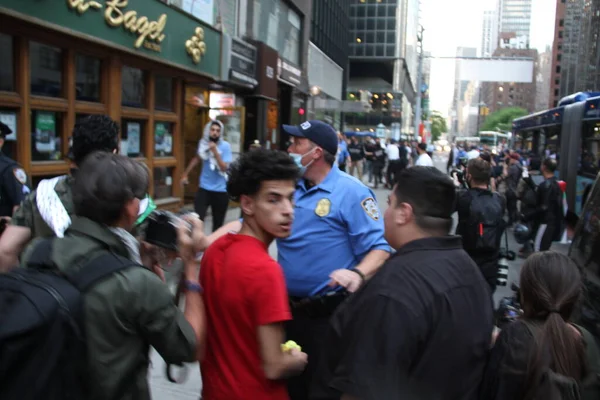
[227,148,300,202]
[71,115,119,166]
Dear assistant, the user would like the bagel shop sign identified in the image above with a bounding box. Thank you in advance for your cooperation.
[0,0,221,77]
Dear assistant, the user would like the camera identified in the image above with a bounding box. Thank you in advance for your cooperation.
[496,247,515,287]
[496,256,509,287]
[144,210,193,251]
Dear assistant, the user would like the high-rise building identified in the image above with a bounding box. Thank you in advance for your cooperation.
[549,0,567,108]
[551,0,600,106]
[498,0,533,47]
[535,47,552,112]
[346,0,419,136]
[309,0,350,127]
[452,47,477,133]
[481,8,499,57]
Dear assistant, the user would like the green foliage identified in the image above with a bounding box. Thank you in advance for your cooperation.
[429,111,447,142]
[480,107,528,132]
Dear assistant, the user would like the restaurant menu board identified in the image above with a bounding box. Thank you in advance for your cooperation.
[0,111,17,141]
[34,112,57,154]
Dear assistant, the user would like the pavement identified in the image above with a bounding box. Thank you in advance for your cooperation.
[148,153,571,399]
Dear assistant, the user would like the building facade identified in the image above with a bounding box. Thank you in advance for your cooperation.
[481,48,538,115]
[498,0,533,47]
[549,0,567,108]
[551,0,600,106]
[535,47,552,112]
[308,0,350,128]
[452,47,477,134]
[481,8,499,57]
[0,0,315,207]
[345,0,418,138]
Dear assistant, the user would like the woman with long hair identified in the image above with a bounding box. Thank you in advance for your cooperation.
[480,251,598,399]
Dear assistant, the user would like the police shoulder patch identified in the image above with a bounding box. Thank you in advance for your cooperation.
[361,197,380,221]
[13,168,27,185]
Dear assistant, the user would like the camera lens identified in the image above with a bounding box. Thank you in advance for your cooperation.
[497,257,509,286]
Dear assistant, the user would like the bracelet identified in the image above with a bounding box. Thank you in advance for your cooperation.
[184,280,204,294]
[349,268,366,282]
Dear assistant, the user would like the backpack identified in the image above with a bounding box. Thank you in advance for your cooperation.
[522,321,600,400]
[0,239,137,400]
[399,146,408,165]
[462,190,505,251]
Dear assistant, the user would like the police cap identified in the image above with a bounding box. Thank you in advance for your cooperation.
[0,122,12,138]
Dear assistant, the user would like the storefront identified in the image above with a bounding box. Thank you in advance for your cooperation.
[0,0,221,210]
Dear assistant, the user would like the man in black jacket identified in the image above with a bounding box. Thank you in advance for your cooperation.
[530,158,563,251]
[455,158,506,294]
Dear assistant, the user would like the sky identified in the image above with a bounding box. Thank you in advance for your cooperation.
[421,0,557,116]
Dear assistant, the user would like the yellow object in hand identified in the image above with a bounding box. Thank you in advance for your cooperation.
[281,340,302,352]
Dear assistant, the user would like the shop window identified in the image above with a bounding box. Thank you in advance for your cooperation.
[75,54,101,102]
[31,111,63,162]
[121,66,146,108]
[153,167,175,199]
[154,122,173,157]
[30,42,63,97]
[121,119,145,157]
[0,34,14,92]
[155,76,173,111]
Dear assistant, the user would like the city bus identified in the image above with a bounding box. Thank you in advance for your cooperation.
[479,131,511,150]
[512,91,600,218]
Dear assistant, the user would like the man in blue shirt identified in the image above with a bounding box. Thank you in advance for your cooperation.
[336,132,350,172]
[181,120,232,232]
[196,120,390,400]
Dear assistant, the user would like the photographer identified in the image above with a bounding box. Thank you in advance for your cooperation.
[22,152,206,398]
[455,158,506,294]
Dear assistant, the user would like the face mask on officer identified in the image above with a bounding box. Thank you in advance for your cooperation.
[290,147,317,176]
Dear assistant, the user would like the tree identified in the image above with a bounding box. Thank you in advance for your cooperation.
[429,111,447,141]
[480,107,528,132]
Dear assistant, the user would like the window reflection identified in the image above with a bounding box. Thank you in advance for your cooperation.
[75,54,101,102]
[253,0,302,65]
[30,42,63,97]
[154,122,173,157]
[31,111,63,161]
[0,34,14,92]
[121,66,146,108]
[121,119,144,158]
[155,76,173,111]
[154,167,175,199]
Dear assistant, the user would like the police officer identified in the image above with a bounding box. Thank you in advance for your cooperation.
[0,121,28,219]
[196,120,390,400]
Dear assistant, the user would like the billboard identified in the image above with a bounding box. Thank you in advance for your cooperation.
[458,59,534,83]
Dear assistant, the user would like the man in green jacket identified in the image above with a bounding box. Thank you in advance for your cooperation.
[21,151,206,399]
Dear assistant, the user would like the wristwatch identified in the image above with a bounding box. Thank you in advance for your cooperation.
[184,280,203,294]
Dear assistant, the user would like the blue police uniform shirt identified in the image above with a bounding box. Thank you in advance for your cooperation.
[277,165,390,297]
[199,140,232,193]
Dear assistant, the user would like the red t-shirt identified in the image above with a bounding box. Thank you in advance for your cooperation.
[200,234,292,400]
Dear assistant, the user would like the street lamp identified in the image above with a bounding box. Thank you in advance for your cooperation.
[310,85,321,119]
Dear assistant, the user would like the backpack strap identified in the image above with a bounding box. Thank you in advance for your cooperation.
[68,252,139,292]
[26,238,57,271]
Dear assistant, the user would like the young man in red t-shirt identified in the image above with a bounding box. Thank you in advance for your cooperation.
[200,148,308,400]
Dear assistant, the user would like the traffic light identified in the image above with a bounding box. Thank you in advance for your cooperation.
[298,108,305,116]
